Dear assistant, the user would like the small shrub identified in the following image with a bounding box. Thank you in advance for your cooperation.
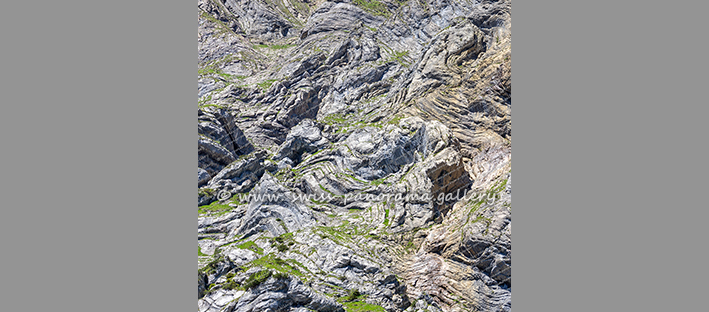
[277,244,289,252]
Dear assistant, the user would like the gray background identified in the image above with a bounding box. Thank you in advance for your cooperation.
[2,0,706,311]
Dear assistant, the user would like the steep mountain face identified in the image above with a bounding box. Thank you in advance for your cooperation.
[197,0,511,311]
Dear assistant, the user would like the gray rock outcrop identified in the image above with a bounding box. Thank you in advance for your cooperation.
[198,0,511,311]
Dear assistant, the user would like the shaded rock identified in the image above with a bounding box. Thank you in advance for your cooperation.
[274,119,329,164]
[235,173,315,238]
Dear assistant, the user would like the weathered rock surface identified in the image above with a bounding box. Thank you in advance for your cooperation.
[198,0,511,311]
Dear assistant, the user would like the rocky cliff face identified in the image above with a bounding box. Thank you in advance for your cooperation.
[198,0,511,311]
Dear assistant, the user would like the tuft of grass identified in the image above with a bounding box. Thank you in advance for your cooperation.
[198,66,233,80]
[370,178,386,186]
[273,272,290,280]
[387,115,403,125]
[270,44,296,49]
[353,0,390,17]
[246,253,304,277]
[236,241,264,255]
[198,255,224,275]
[198,188,215,197]
[222,278,240,290]
[243,270,272,289]
[254,44,296,50]
[341,289,362,302]
[257,79,278,91]
[322,113,348,125]
[342,300,386,312]
[198,201,232,216]
[390,50,410,66]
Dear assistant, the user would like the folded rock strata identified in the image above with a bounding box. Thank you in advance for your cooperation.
[198,0,511,311]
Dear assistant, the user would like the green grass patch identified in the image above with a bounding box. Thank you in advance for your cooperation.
[387,115,404,125]
[199,10,237,37]
[254,44,296,50]
[222,277,240,290]
[198,66,233,80]
[246,253,304,277]
[198,94,213,105]
[198,201,232,216]
[243,269,272,289]
[323,113,348,125]
[341,172,366,183]
[311,198,328,205]
[198,255,224,275]
[340,289,362,302]
[236,241,264,255]
[353,0,390,17]
[198,188,215,197]
[257,79,278,91]
[390,50,410,66]
[319,183,336,196]
[370,177,388,186]
[342,300,386,312]
[199,103,227,110]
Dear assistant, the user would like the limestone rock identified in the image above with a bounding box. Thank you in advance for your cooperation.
[198,0,512,311]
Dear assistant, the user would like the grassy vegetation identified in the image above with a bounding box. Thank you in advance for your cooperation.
[245,253,305,277]
[222,275,240,290]
[383,208,390,226]
[387,115,404,125]
[390,50,410,66]
[323,113,348,125]
[404,240,416,252]
[236,241,264,255]
[198,188,215,197]
[199,255,225,275]
[257,79,279,91]
[199,10,237,37]
[340,172,367,183]
[198,94,212,105]
[198,201,232,216]
[353,0,390,17]
[254,44,296,50]
[243,269,272,289]
[199,103,227,110]
[342,301,386,312]
[319,183,338,196]
[340,289,362,302]
[198,66,234,80]
[269,232,295,253]
[322,111,386,133]
[313,222,381,262]
[370,178,386,186]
